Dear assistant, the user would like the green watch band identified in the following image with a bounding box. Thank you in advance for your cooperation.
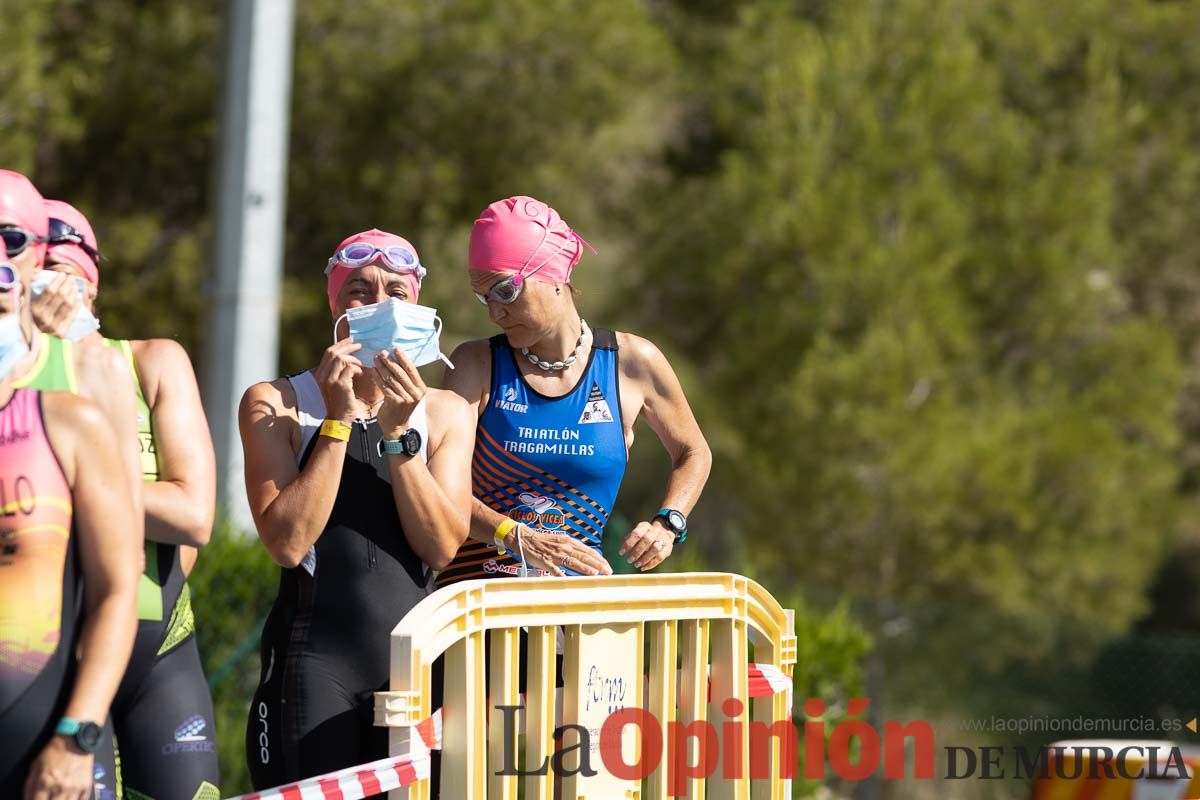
[54,717,82,736]
[653,507,688,544]
[54,717,104,753]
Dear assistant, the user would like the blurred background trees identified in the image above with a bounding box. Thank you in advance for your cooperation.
[4,0,1200,796]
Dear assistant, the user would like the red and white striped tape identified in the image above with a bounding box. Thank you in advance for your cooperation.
[225,663,790,800]
[229,751,431,800]
[226,710,443,800]
[705,662,792,702]
[747,662,792,698]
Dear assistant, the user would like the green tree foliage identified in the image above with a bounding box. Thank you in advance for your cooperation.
[0,1,219,348]
[633,0,1185,698]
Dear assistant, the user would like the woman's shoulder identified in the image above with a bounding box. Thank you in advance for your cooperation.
[423,387,475,454]
[239,374,301,421]
[127,336,190,366]
[443,338,495,408]
[612,330,669,375]
[424,386,473,424]
[448,337,494,364]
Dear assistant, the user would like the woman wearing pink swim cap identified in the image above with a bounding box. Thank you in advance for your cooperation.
[438,195,712,585]
[28,198,223,799]
[0,171,143,800]
[238,228,474,790]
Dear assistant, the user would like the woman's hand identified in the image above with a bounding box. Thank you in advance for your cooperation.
[30,272,80,339]
[508,525,614,577]
[24,735,95,800]
[313,338,363,423]
[620,520,675,571]
[374,348,426,439]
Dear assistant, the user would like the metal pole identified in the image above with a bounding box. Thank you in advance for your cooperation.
[204,0,295,532]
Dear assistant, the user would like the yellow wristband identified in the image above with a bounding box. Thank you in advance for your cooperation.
[319,419,351,442]
[494,518,517,554]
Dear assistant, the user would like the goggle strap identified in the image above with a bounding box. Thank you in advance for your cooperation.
[517,237,572,286]
[512,224,553,286]
[573,229,597,256]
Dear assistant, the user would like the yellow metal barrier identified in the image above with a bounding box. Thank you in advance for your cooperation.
[375,572,797,800]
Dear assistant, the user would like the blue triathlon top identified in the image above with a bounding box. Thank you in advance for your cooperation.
[436,327,628,585]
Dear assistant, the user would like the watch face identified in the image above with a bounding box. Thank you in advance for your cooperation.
[402,428,422,456]
[667,510,687,532]
[77,722,103,752]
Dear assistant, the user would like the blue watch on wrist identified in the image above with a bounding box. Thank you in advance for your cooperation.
[54,717,104,753]
[652,508,688,544]
[377,428,422,458]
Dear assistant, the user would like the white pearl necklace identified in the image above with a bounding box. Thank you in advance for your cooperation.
[522,319,588,371]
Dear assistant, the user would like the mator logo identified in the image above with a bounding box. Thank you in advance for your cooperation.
[494,385,529,414]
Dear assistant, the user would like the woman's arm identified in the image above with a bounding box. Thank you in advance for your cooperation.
[390,388,475,570]
[28,394,140,800]
[240,382,339,569]
[471,497,613,577]
[239,339,365,568]
[617,333,713,571]
[377,351,473,569]
[73,340,145,536]
[133,339,216,547]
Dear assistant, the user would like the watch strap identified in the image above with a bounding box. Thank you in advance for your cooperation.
[54,717,103,753]
[653,508,688,544]
[54,717,82,736]
[378,428,421,458]
[379,438,405,456]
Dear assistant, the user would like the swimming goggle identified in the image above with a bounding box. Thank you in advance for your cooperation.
[47,217,105,264]
[0,264,16,291]
[474,275,525,306]
[473,229,577,306]
[1,227,47,258]
[325,243,427,286]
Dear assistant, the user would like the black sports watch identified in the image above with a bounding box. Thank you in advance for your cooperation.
[54,717,103,753]
[378,428,422,458]
[652,508,688,544]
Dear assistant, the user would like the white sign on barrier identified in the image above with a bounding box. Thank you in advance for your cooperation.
[562,622,642,799]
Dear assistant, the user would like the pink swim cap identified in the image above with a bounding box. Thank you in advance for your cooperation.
[326,229,424,313]
[44,200,101,285]
[0,170,49,265]
[468,196,595,286]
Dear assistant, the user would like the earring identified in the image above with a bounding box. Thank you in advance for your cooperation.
[556,286,561,295]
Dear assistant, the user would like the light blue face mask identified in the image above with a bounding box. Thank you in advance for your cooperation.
[30,270,100,341]
[334,298,454,370]
[0,305,30,382]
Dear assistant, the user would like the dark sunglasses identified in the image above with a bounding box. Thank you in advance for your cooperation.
[47,218,104,265]
[1,227,47,259]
